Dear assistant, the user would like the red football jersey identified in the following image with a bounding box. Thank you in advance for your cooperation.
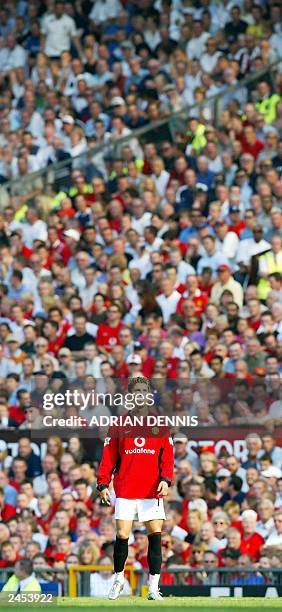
[97,434,174,499]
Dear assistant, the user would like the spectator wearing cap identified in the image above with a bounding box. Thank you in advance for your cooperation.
[210,264,243,307]
[228,203,246,237]
[126,353,142,377]
[261,465,282,490]
[216,468,231,497]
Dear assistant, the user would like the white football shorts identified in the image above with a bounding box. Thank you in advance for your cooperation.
[115,497,166,521]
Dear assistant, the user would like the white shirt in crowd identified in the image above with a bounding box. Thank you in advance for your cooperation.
[236,238,271,266]
[3,44,26,71]
[186,32,209,60]
[22,220,48,248]
[200,51,221,73]
[90,573,131,598]
[41,14,77,57]
[152,170,170,197]
[217,231,239,265]
[157,290,181,324]
[89,0,122,24]
[265,530,282,547]
[131,212,152,235]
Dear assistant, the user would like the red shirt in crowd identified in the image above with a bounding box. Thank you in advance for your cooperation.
[96,322,124,351]
[240,532,264,561]
[240,135,265,160]
[0,503,16,521]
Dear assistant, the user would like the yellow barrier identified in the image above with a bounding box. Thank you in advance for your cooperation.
[68,565,138,597]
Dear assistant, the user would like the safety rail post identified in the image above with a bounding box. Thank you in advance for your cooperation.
[68,564,138,597]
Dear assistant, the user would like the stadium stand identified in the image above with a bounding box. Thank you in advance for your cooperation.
[0,0,281,597]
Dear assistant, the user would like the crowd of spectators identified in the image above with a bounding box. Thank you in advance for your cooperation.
[0,0,281,596]
[0,432,282,593]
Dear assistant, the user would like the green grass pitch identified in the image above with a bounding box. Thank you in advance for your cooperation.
[2,597,281,611]
[58,596,282,608]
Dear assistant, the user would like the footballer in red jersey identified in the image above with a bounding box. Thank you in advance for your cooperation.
[97,377,174,600]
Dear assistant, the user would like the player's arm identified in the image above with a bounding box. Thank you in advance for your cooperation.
[97,435,118,505]
[157,436,174,497]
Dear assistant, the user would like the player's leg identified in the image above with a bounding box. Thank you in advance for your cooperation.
[114,519,132,574]
[145,516,165,600]
[109,498,136,600]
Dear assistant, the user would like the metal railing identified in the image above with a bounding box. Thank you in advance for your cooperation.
[1,565,281,598]
[1,60,280,201]
[67,565,282,597]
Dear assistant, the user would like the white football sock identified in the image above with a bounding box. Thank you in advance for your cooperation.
[149,574,160,590]
[115,571,124,583]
